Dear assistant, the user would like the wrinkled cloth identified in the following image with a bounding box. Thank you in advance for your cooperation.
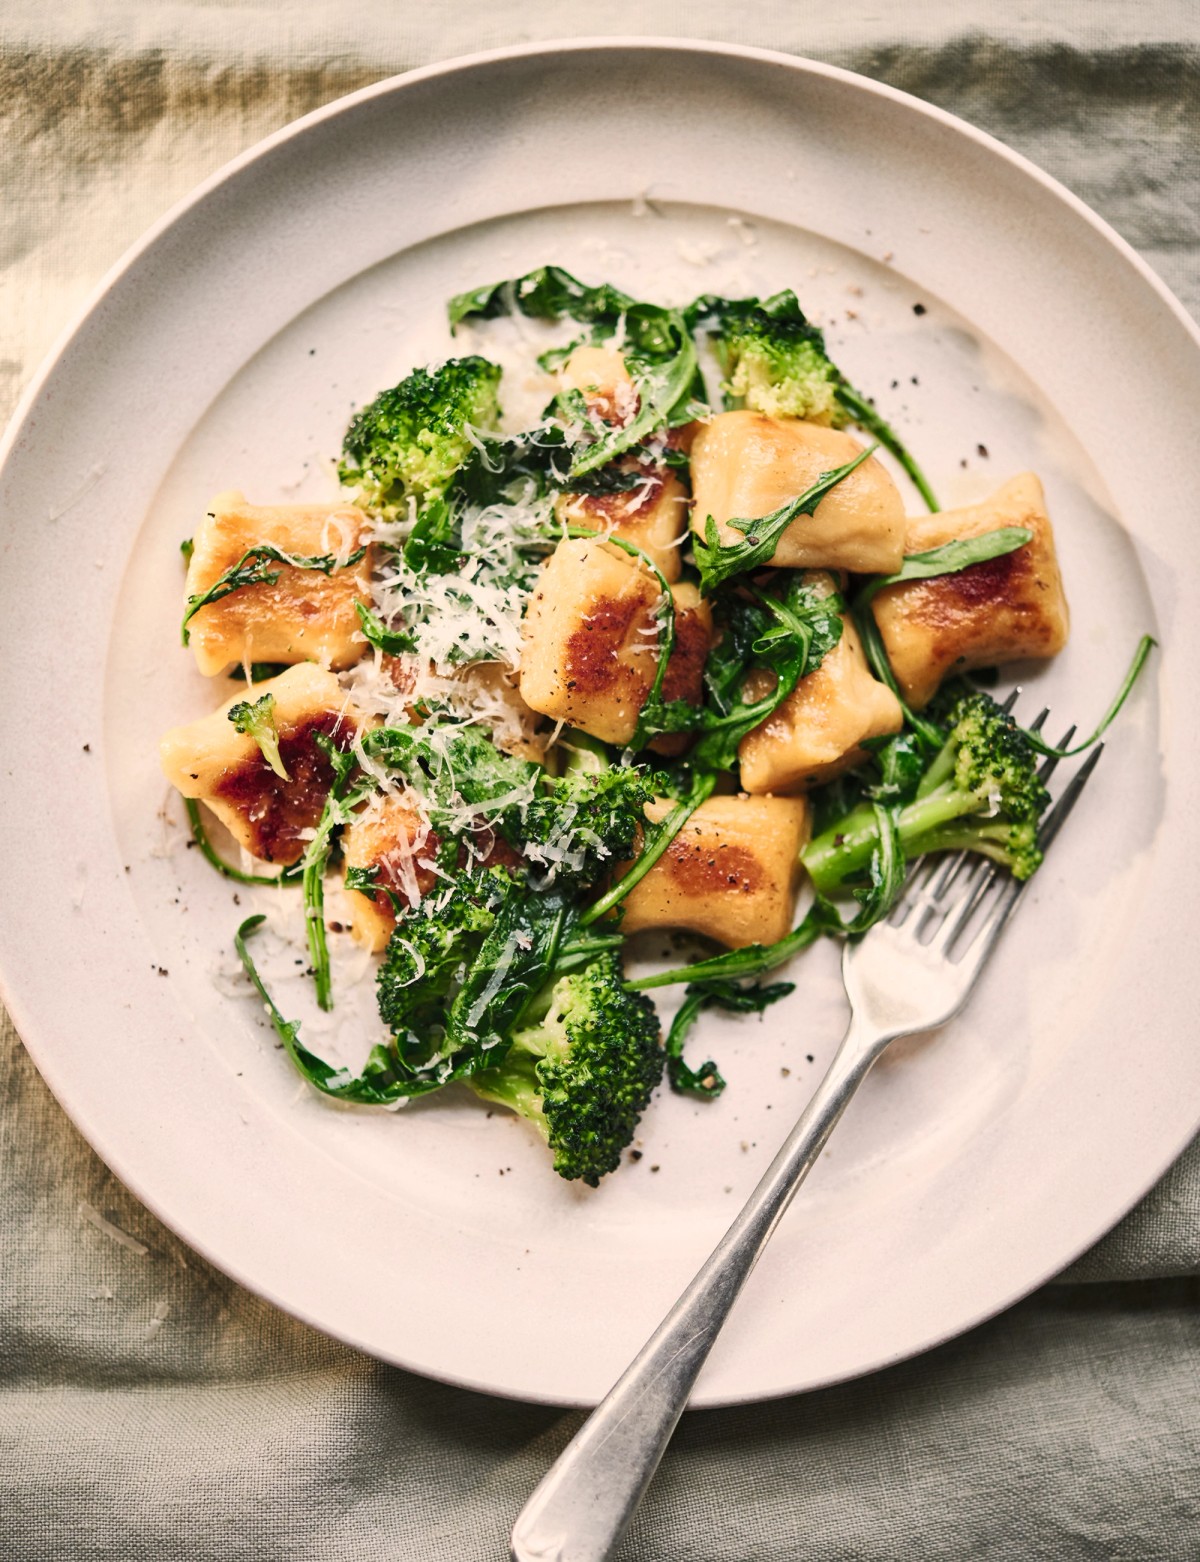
[2,6,1198,1558]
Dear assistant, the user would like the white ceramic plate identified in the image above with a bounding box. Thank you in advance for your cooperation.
[1,40,1197,1408]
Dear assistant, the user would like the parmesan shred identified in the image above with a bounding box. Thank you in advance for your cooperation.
[144,1299,171,1340]
[78,1200,149,1256]
[341,478,560,763]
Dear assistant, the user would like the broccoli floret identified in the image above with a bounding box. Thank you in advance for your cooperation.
[520,761,664,890]
[376,874,505,1071]
[693,292,845,425]
[689,290,940,510]
[721,321,843,424]
[339,356,502,514]
[227,692,288,779]
[803,691,1050,891]
[470,951,664,1186]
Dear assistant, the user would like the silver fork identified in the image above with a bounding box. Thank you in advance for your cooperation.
[511,714,1102,1562]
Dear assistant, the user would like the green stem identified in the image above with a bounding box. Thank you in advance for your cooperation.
[852,604,944,749]
[299,764,375,1013]
[836,383,939,512]
[803,782,978,891]
[628,898,838,990]
[184,798,298,887]
[1023,634,1156,757]
[580,772,717,928]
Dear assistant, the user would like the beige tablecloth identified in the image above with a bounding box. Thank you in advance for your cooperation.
[2,5,1198,1557]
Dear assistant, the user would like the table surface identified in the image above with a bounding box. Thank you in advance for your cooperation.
[2,6,1198,1558]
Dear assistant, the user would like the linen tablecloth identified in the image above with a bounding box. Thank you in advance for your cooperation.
[2,5,1198,1557]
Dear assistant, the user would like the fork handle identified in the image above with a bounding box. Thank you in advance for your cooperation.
[510,1013,887,1562]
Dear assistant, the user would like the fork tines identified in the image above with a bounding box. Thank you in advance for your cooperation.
[892,705,1103,963]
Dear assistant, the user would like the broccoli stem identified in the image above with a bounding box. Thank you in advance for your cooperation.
[301,819,336,1012]
[803,783,984,891]
[470,1051,544,1121]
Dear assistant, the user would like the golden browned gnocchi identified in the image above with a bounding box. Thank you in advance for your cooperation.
[555,464,689,581]
[559,343,638,424]
[738,579,905,793]
[870,473,1070,708]
[689,410,906,575]
[185,491,373,677]
[159,663,364,865]
[342,793,441,953]
[518,537,712,745]
[618,795,811,947]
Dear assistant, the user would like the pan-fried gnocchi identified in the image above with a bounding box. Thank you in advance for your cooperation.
[156,264,1091,1185]
[619,795,811,947]
[518,536,712,745]
[690,411,907,575]
[159,663,364,865]
[184,491,373,677]
[870,474,1070,708]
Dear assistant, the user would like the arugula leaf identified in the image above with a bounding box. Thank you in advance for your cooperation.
[558,462,656,498]
[354,600,415,656]
[181,543,365,645]
[1021,633,1156,758]
[853,527,1034,610]
[446,885,579,1058]
[448,266,636,331]
[377,871,508,1075]
[852,602,945,751]
[697,578,844,770]
[843,801,905,934]
[568,314,699,478]
[364,721,539,821]
[632,574,845,770]
[235,915,441,1104]
[693,446,876,594]
[664,978,795,1099]
[579,770,718,928]
[865,730,929,804]
[446,267,704,478]
[403,495,461,574]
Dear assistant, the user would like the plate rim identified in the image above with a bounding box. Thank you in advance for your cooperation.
[1,36,1197,1407]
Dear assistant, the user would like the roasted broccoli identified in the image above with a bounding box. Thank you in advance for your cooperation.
[688,290,939,510]
[689,291,844,424]
[470,950,664,1186]
[520,761,665,890]
[227,691,288,779]
[339,355,502,515]
[803,691,1050,892]
[376,871,507,1073]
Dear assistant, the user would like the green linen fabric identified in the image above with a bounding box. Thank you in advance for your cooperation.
[2,6,1198,1557]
